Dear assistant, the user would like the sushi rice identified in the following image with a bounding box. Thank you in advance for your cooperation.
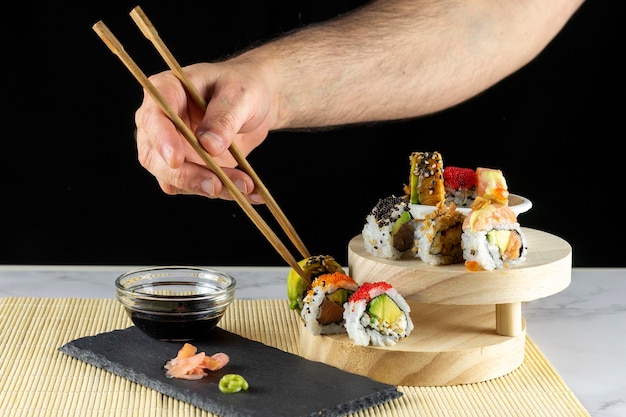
[362,195,414,260]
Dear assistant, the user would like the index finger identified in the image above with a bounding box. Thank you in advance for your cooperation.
[135,72,200,169]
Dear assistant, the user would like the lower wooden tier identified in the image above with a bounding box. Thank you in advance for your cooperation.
[299,302,526,386]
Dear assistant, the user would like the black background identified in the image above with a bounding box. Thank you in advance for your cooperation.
[5,1,624,267]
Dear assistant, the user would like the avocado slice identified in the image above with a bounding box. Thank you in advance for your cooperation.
[286,255,344,311]
[391,211,412,236]
[368,294,403,324]
[409,155,419,204]
[326,289,351,305]
[487,230,512,255]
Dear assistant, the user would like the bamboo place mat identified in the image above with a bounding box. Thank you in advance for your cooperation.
[0,297,590,417]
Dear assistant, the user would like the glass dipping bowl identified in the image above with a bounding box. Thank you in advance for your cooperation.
[115,266,236,341]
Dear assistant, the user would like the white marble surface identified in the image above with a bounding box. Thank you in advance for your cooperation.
[0,265,624,417]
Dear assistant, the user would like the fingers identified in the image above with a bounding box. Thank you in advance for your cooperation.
[195,85,250,155]
[135,72,190,170]
[135,110,256,200]
[190,64,272,158]
[146,148,263,204]
[134,64,271,203]
[134,73,262,203]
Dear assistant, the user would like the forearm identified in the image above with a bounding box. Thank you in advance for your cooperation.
[236,0,584,129]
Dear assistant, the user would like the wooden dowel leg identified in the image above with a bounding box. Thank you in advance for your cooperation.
[496,302,522,336]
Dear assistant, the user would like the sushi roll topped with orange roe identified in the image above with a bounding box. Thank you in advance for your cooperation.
[300,272,359,336]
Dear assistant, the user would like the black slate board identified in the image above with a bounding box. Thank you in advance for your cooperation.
[59,326,402,417]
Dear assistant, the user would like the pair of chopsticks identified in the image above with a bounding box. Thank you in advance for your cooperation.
[93,6,310,282]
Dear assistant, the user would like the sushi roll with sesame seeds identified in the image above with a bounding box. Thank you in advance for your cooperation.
[343,281,414,347]
[407,151,446,206]
[287,255,344,312]
[361,195,415,260]
[300,272,359,336]
[403,151,447,243]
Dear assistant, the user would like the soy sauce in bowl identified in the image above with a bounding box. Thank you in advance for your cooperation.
[115,266,236,341]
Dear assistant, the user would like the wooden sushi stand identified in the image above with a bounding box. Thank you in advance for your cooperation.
[299,228,572,386]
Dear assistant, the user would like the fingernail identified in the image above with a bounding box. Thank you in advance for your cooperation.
[201,179,215,196]
[197,131,224,153]
[249,192,264,204]
[234,179,248,194]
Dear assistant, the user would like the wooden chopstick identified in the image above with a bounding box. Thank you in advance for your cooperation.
[129,6,311,260]
[92,20,309,283]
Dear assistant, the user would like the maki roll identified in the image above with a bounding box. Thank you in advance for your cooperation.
[404,151,447,238]
[461,197,528,271]
[461,167,527,271]
[406,151,445,206]
[287,255,344,311]
[300,272,359,336]
[362,195,414,260]
[443,166,477,207]
[413,201,465,265]
[476,167,509,205]
[344,282,414,347]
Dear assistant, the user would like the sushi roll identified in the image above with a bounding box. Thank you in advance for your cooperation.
[476,167,509,205]
[287,255,344,311]
[344,281,414,347]
[461,197,528,271]
[443,166,477,207]
[413,201,465,265]
[407,151,445,206]
[300,272,359,336]
[362,195,415,260]
[403,151,447,241]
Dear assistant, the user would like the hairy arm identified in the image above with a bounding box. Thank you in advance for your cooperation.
[136,0,583,200]
[235,0,584,129]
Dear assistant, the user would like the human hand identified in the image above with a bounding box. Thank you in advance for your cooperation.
[134,61,275,203]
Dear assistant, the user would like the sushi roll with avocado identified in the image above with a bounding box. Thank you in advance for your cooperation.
[300,272,359,336]
[361,195,415,260]
[287,255,344,311]
[344,281,414,347]
[406,151,446,206]
[461,197,527,271]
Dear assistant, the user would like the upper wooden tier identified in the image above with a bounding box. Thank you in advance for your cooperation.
[348,228,572,305]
